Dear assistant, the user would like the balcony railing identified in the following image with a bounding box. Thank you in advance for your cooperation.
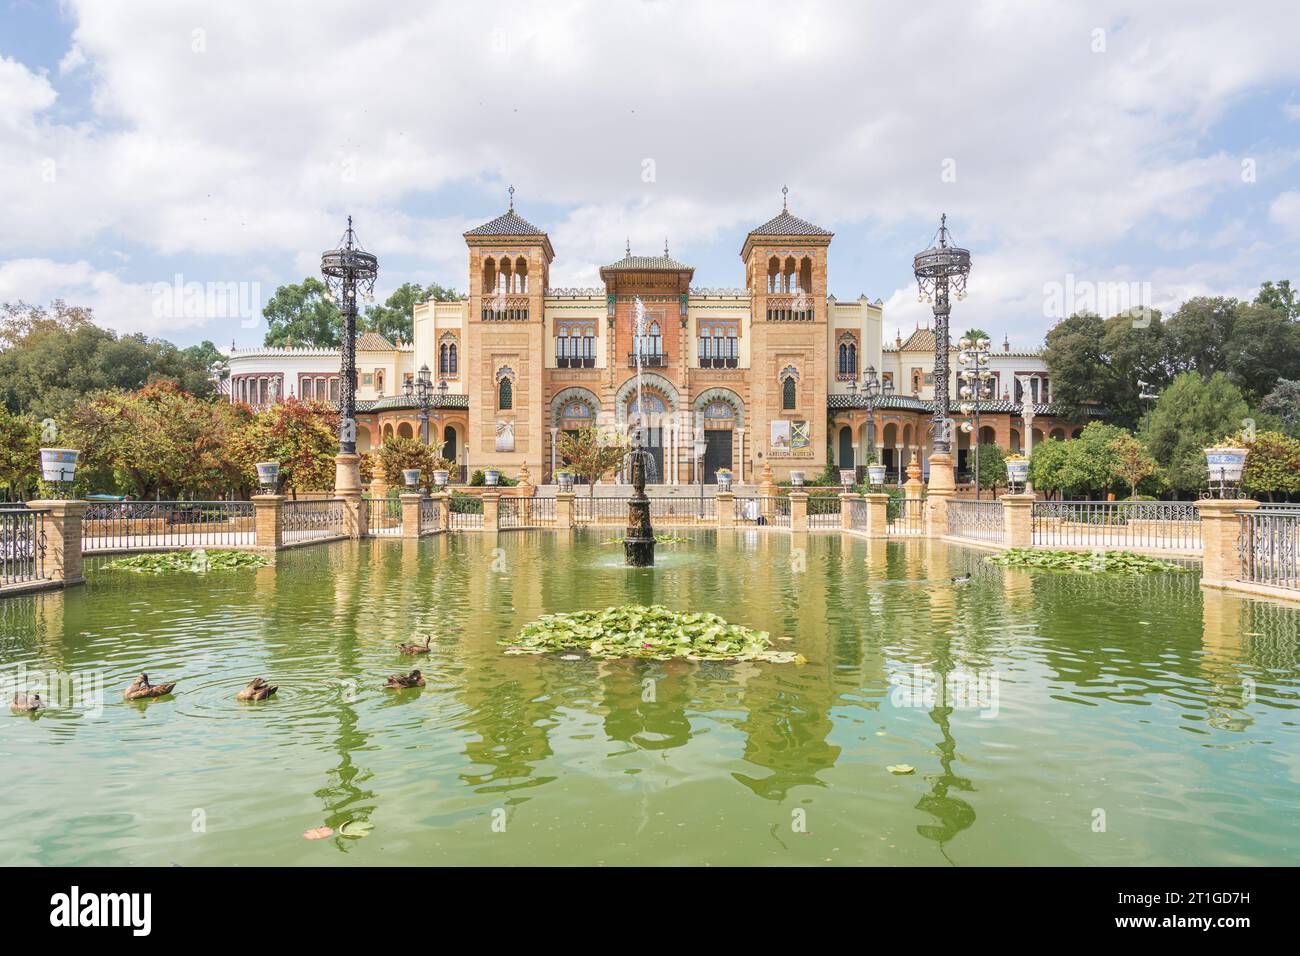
[482,295,529,321]
[556,356,596,369]
[628,352,668,368]
[766,294,815,322]
[698,356,739,369]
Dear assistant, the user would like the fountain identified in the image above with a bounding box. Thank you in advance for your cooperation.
[625,296,656,567]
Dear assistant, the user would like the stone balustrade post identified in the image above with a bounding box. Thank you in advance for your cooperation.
[400,492,422,539]
[27,500,87,587]
[555,491,575,528]
[252,494,284,551]
[904,459,925,502]
[1001,493,1035,548]
[482,492,501,532]
[840,492,859,531]
[436,491,451,531]
[717,490,736,529]
[863,492,889,538]
[790,491,809,532]
[1197,498,1258,587]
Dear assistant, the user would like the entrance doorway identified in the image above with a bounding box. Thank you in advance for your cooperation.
[703,429,732,483]
[838,426,854,471]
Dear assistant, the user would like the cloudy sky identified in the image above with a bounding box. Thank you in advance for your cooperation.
[1,0,1297,349]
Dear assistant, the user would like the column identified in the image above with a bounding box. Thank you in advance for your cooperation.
[840,491,859,531]
[790,491,809,532]
[863,492,889,538]
[436,490,451,531]
[737,427,745,484]
[252,494,284,551]
[556,490,575,528]
[400,492,422,539]
[27,500,87,587]
[1000,492,1034,548]
[549,427,558,482]
[1197,499,1258,587]
[482,492,501,532]
[716,490,736,529]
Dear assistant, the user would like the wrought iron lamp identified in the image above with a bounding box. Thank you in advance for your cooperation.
[402,363,438,444]
[958,336,994,498]
[321,216,378,458]
[913,215,972,457]
[858,364,894,466]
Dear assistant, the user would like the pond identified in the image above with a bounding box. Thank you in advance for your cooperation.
[2,529,1298,866]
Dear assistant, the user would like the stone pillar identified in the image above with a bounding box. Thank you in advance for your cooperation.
[370,458,390,500]
[717,490,736,529]
[904,458,925,501]
[436,491,451,531]
[335,452,365,538]
[863,492,889,538]
[840,492,859,530]
[790,491,809,532]
[925,451,956,538]
[1001,492,1034,548]
[482,492,501,532]
[400,492,422,539]
[252,494,284,551]
[1197,498,1257,587]
[758,460,777,499]
[28,500,87,587]
[556,491,576,529]
[517,464,534,525]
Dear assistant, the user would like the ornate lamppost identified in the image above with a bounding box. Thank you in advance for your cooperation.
[913,215,972,491]
[403,364,447,445]
[1138,379,1158,436]
[321,216,378,492]
[848,364,894,468]
[957,335,994,499]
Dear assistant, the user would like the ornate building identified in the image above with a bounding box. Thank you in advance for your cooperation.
[224,193,1091,485]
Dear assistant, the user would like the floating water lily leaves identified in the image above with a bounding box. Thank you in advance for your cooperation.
[104,549,270,574]
[987,548,1187,575]
[886,764,916,775]
[503,604,801,664]
[338,819,373,838]
[303,826,334,840]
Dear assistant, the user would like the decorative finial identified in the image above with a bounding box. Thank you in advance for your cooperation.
[508,185,515,211]
[782,185,788,211]
[938,212,948,247]
[664,238,669,258]
[625,237,631,257]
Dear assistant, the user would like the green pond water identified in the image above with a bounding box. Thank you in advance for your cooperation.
[2,529,1298,866]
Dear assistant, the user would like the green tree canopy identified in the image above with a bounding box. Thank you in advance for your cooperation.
[1043,310,1168,429]
[1261,378,1300,437]
[1242,431,1300,500]
[374,435,451,494]
[227,399,340,495]
[261,278,341,348]
[1146,371,1250,495]
[0,407,41,501]
[1255,279,1298,320]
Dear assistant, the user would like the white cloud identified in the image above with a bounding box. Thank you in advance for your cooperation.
[1269,190,1300,237]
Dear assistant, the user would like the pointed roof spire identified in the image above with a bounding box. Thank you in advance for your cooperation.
[782,184,788,211]
[625,237,631,257]
[508,184,515,211]
[664,238,670,257]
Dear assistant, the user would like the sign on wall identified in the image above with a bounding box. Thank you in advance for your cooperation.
[770,420,791,454]
[495,420,515,452]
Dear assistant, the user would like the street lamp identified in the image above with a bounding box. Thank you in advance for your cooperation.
[693,435,707,519]
[913,214,972,459]
[1138,379,1158,436]
[402,364,441,444]
[857,364,894,468]
[958,336,994,499]
[321,216,378,459]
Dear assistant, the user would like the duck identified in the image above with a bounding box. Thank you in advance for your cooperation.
[383,669,425,690]
[951,573,972,584]
[10,692,44,714]
[124,673,176,701]
[235,677,278,701]
[397,635,432,655]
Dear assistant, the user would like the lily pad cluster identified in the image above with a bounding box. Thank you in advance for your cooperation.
[504,604,805,664]
[986,548,1189,574]
[102,549,270,574]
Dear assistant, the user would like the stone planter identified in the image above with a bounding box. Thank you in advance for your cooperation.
[402,468,421,488]
[1205,447,1247,484]
[484,469,500,487]
[789,471,805,488]
[39,448,79,484]
[254,460,280,491]
[556,471,575,491]
[432,469,449,487]
[716,471,733,491]
[1006,459,1029,487]
[867,464,887,487]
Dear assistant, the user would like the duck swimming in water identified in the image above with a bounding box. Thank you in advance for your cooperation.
[397,636,432,655]
[951,573,972,584]
[383,669,425,690]
[235,677,278,701]
[10,692,43,713]
[124,673,176,701]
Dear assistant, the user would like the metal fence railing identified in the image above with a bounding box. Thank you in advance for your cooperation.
[849,497,868,531]
[530,496,556,526]
[736,495,791,528]
[82,500,256,552]
[947,499,1005,543]
[807,495,842,529]
[888,497,925,536]
[419,497,441,534]
[448,496,483,530]
[367,495,402,537]
[1,508,47,587]
[282,499,346,545]
[574,496,714,525]
[1238,509,1300,591]
[1032,500,1201,551]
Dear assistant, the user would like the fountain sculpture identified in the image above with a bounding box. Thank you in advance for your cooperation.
[625,296,656,567]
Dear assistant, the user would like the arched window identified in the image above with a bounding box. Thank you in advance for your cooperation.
[838,343,847,374]
[782,376,797,410]
[649,321,662,356]
[498,377,513,410]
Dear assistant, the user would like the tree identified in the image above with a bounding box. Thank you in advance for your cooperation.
[1043,310,1168,429]
[261,278,341,348]
[962,327,990,344]
[0,407,40,501]
[1223,303,1300,402]
[361,282,459,343]
[1261,379,1300,437]
[228,399,340,495]
[556,427,629,497]
[1242,431,1300,501]
[65,381,248,498]
[0,300,217,418]
[1255,279,1298,320]
[1162,296,1239,379]
[1146,371,1250,495]
[974,442,1005,493]
[1109,432,1157,499]
[374,435,450,494]
[1028,437,1071,497]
